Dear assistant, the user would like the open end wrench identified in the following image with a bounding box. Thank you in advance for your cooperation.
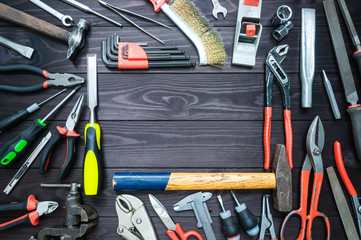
[29,0,73,27]
[211,0,227,19]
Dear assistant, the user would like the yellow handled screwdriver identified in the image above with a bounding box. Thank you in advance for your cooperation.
[83,54,103,195]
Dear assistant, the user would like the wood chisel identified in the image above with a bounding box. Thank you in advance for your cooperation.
[83,54,103,196]
[324,0,361,162]
[300,8,316,108]
[326,167,359,240]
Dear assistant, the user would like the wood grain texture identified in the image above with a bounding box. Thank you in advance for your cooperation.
[0,0,361,239]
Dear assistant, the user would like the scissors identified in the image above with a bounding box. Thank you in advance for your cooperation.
[280,116,331,240]
[149,194,203,240]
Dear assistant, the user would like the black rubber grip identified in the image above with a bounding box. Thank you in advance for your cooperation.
[39,130,64,174]
[347,105,361,161]
[0,119,46,166]
[353,51,361,78]
[0,83,44,93]
[0,109,30,133]
[0,214,31,232]
[0,65,43,75]
[0,200,27,211]
[57,135,79,181]
[236,208,258,232]
[221,217,240,238]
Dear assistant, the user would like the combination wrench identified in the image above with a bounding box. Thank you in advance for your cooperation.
[210,0,227,19]
[29,0,73,27]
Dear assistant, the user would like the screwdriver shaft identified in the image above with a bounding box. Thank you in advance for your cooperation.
[41,86,80,123]
[38,88,67,106]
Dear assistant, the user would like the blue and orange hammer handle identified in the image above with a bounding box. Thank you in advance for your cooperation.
[112,173,276,191]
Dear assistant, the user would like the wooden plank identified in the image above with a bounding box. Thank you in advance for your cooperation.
[0,72,348,121]
[0,121,359,170]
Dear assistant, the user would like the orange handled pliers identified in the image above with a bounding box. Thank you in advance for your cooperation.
[334,141,361,236]
[264,45,293,170]
[280,116,330,240]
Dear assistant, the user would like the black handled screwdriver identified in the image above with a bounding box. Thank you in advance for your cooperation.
[231,191,259,236]
[217,195,240,240]
[0,86,80,167]
[0,89,67,134]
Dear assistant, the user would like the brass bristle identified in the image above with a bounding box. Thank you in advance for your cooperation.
[170,0,227,66]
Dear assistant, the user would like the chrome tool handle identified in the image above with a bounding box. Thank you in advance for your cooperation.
[300,8,316,108]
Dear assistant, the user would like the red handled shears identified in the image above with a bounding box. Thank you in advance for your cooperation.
[149,194,203,240]
[280,116,330,240]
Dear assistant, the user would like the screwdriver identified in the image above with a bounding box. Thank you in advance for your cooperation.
[83,54,103,196]
[231,191,259,236]
[0,86,80,167]
[0,89,67,134]
[217,195,240,240]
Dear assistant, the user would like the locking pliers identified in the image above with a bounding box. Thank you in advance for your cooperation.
[0,64,84,92]
[264,44,293,170]
[116,194,157,240]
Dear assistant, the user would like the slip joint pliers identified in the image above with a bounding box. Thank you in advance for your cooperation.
[264,44,293,170]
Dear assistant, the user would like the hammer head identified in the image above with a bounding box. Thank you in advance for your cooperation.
[67,19,90,60]
[272,144,292,212]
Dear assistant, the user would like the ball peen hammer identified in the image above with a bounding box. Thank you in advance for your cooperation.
[0,3,89,60]
[113,144,292,212]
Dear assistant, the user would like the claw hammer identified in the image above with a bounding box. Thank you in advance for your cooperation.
[0,3,89,60]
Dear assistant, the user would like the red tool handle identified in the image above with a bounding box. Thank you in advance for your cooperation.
[167,223,204,240]
[0,211,39,232]
[57,131,80,181]
[334,141,357,196]
[148,0,168,12]
[284,110,293,169]
[264,107,272,170]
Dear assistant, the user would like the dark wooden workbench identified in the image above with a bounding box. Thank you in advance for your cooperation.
[0,0,360,239]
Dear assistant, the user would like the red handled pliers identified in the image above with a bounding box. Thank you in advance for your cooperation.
[0,64,84,92]
[264,45,292,170]
[0,195,58,232]
[39,95,84,181]
[334,141,361,236]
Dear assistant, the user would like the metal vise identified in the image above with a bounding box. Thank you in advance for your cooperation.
[31,183,98,240]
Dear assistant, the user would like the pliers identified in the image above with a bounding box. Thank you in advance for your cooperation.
[0,195,58,232]
[334,141,361,236]
[264,44,293,170]
[0,64,84,92]
[39,95,84,181]
[259,195,277,240]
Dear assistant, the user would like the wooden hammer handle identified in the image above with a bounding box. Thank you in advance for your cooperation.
[113,172,276,191]
[0,3,69,42]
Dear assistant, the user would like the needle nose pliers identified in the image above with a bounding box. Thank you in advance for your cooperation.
[0,195,58,232]
[39,95,84,181]
[264,44,293,170]
[0,64,84,92]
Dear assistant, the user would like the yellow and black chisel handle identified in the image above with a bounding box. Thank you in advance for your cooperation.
[83,123,103,195]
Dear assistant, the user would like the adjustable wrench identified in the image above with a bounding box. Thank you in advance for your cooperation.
[29,0,73,27]
[211,0,227,19]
